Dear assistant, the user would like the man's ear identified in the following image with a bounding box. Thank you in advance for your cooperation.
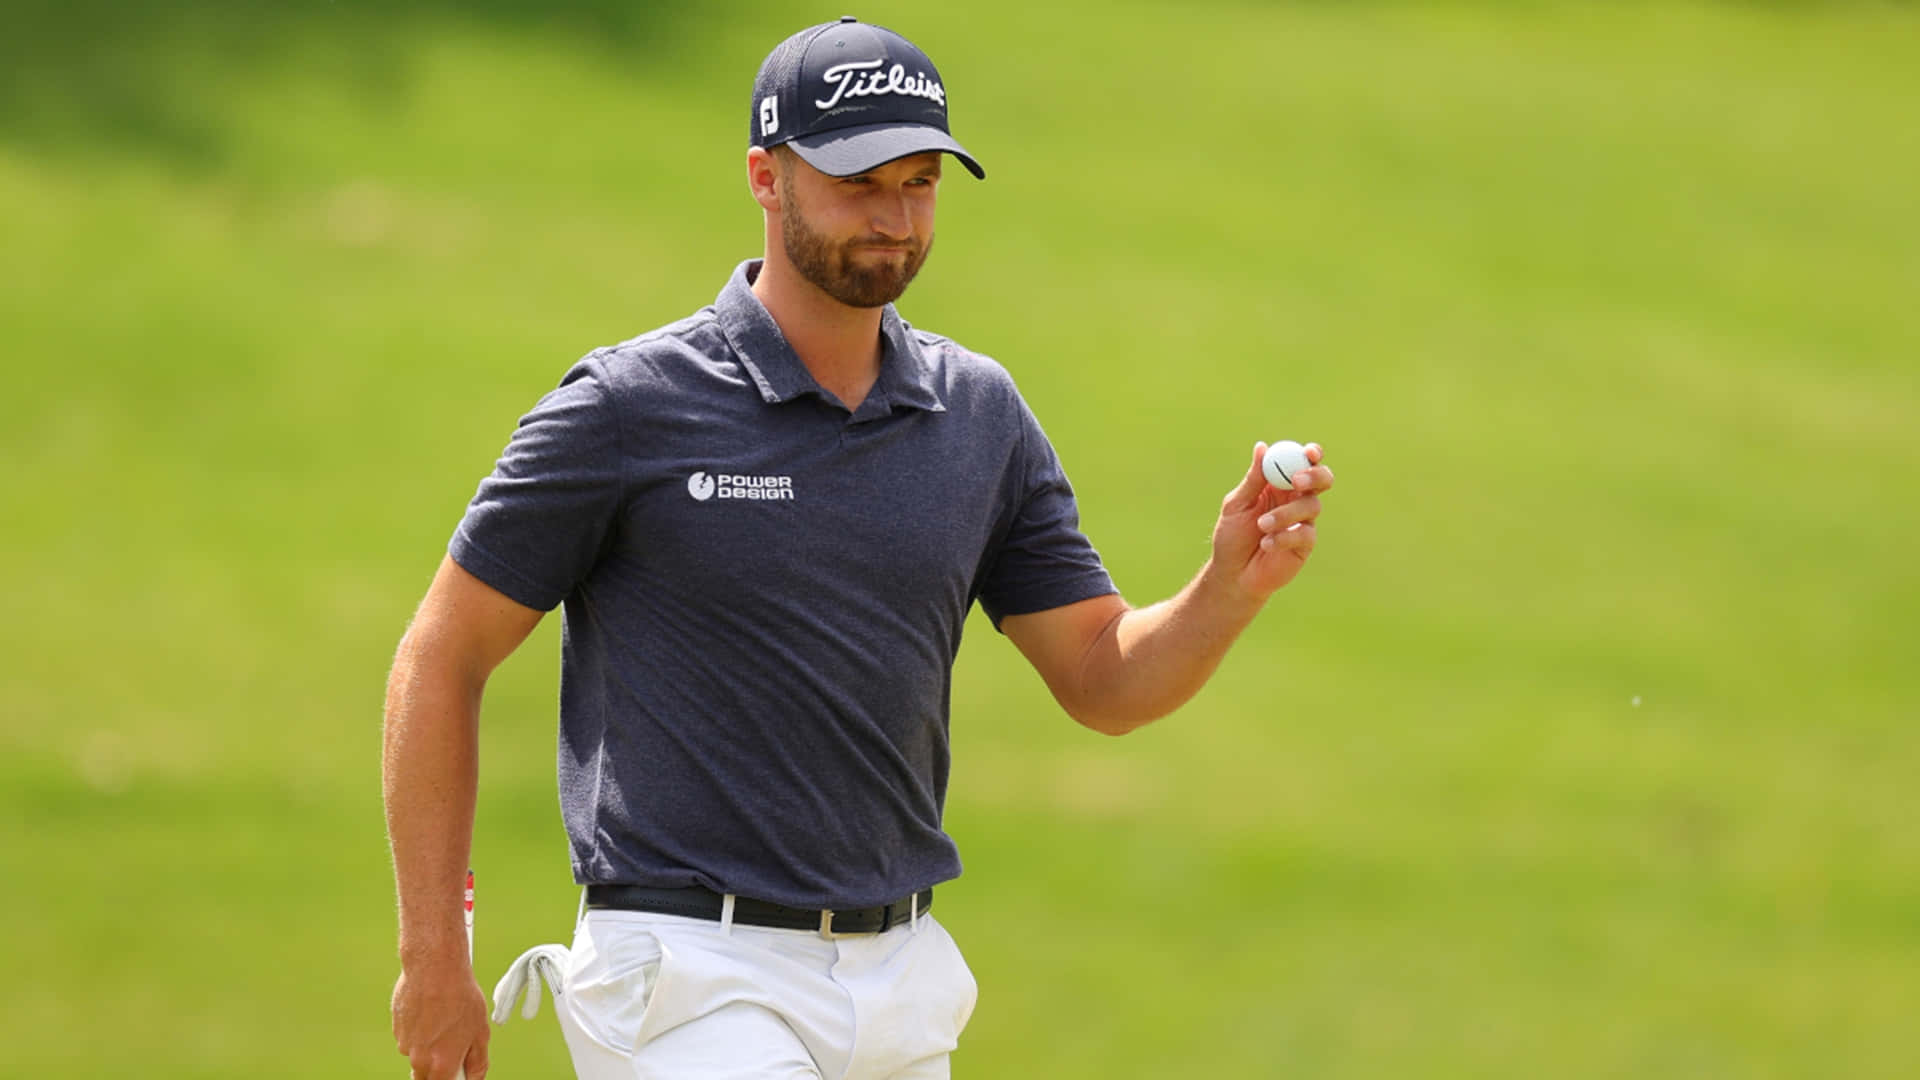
[747,147,781,212]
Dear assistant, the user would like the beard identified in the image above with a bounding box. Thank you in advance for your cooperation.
[779,174,933,308]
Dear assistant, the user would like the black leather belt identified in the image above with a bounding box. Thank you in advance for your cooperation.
[585,884,932,935]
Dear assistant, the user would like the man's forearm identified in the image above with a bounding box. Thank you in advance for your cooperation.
[1072,559,1267,735]
[382,635,485,967]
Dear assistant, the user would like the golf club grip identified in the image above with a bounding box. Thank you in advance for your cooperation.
[458,869,474,1080]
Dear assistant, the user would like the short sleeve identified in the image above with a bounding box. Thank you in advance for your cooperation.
[976,399,1117,627]
[448,360,625,611]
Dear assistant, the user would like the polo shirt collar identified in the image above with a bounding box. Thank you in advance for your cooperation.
[715,260,946,415]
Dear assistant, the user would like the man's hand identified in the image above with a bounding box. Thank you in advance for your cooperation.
[393,957,490,1080]
[1213,441,1334,601]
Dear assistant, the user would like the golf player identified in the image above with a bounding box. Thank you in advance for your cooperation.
[383,16,1334,1080]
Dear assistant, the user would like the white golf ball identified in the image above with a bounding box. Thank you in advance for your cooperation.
[1262,440,1310,490]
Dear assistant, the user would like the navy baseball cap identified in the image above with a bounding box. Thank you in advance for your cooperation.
[750,16,985,180]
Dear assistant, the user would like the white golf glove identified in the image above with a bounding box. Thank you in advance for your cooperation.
[491,943,572,1023]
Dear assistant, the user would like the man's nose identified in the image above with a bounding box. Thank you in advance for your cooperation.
[870,194,912,240]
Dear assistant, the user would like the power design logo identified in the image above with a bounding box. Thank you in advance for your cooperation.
[688,471,796,502]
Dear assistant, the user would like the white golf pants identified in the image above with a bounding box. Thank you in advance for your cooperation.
[495,902,978,1079]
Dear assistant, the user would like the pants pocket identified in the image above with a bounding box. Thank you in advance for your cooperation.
[910,918,980,1050]
[936,920,980,1035]
[562,916,665,1056]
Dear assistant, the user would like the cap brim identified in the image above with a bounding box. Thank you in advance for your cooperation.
[789,122,986,180]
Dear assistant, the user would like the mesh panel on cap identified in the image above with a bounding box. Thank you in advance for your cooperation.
[749,24,824,147]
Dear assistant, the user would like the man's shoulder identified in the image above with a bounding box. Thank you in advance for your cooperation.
[906,325,1001,370]
[551,306,739,397]
[903,325,1023,401]
[589,307,726,373]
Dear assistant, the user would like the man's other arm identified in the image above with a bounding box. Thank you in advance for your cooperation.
[383,556,544,1080]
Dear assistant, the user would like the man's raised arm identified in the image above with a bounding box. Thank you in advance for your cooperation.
[1003,442,1333,735]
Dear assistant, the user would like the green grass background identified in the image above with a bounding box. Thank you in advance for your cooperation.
[3,1,1916,1076]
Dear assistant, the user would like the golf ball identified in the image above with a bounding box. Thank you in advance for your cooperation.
[1262,440,1310,490]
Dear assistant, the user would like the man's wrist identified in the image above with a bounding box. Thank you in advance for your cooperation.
[1194,557,1268,621]
[399,931,472,971]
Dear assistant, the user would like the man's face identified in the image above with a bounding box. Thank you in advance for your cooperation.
[778,151,942,308]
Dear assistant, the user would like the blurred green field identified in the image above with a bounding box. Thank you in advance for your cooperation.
[3,1,1917,1076]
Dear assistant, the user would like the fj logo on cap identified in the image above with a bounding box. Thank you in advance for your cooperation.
[759,96,780,137]
[815,60,946,111]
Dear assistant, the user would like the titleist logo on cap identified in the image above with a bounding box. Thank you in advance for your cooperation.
[815,59,946,111]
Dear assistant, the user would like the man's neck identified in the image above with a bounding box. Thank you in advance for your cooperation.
[752,257,885,411]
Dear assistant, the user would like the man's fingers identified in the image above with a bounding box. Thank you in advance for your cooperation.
[1259,522,1316,555]
[407,1037,484,1080]
[1258,496,1322,533]
[408,1049,439,1080]
[1289,463,1334,495]
[1223,442,1270,511]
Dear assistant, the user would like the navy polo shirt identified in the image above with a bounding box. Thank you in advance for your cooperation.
[450,259,1116,909]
